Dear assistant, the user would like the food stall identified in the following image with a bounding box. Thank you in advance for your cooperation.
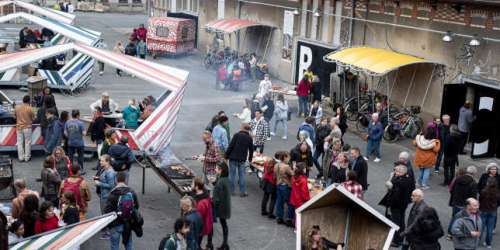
[0,6,101,95]
[146,17,196,57]
[296,184,399,250]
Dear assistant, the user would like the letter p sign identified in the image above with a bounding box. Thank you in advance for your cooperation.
[298,45,312,82]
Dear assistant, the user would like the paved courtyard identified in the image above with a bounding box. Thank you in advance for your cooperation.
[1,12,500,250]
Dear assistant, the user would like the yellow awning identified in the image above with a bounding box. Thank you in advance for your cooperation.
[324,47,435,75]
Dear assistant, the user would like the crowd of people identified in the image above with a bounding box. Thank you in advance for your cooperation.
[179,65,500,250]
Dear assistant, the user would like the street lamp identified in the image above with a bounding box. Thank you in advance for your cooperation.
[293,8,300,15]
[469,34,481,46]
[442,31,454,42]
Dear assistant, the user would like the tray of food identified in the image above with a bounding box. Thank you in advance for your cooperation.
[161,164,194,179]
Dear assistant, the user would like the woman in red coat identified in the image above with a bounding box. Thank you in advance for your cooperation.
[34,201,60,234]
[296,75,311,117]
[290,163,310,222]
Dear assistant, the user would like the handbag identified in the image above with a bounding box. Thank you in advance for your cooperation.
[131,209,144,237]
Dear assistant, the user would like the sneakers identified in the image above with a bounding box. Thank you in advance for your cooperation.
[374,158,381,163]
[99,232,111,240]
[282,136,287,140]
[434,170,439,174]
[421,185,430,190]
[277,218,285,225]
[486,245,492,249]
[363,157,369,161]
[270,132,276,136]
[99,71,104,76]
[266,137,271,141]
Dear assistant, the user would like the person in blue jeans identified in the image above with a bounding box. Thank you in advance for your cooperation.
[413,128,440,190]
[479,179,499,248]
[365,113,383,163]
[274,152,294,227]
[64,109,86,174]
[104,171,139,250]
[225,123,254,197]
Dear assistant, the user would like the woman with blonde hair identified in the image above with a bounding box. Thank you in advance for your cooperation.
[52,147,72,180]
[113,41,124,76]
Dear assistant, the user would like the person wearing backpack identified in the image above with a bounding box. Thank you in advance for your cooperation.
[180,196,202,250]
[108,137,136,180]
[58,164,91,221]
[64,109,86,175]
[104,171,139,250]
[159,218,190,250]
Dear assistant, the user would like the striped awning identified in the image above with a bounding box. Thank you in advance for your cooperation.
[205,18,274,33]
[9,213,117,249]
[0,43,188,154]
[323,47,440,76]
[0,12,100,45]
[0,0,75,24]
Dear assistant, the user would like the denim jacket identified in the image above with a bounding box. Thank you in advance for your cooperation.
[97,168,116,200]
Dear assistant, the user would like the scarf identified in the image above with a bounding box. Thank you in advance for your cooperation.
[415,134,436,150]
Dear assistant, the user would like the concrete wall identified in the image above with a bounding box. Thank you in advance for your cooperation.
[342,9,500,117]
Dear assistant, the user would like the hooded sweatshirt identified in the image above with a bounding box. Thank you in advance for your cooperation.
[413,135,440,168]
[192,190,213,236]
[449,174,478,207]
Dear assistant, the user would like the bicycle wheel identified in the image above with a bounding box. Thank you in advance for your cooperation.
[406,117,424,138]
[383,124,400,143]
[345,102,358,121]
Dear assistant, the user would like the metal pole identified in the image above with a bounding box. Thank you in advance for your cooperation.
[403,66,418,107]
[420,65,436,109]
[388,69,399,100]
[348,0,356,47]
[142,165,146,194]
[386,75,390,122]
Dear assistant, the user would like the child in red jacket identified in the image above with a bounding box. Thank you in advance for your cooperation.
[290,163,310,222]
[192,176,214,250]
[261,157,277,218]
[34,201,60,234]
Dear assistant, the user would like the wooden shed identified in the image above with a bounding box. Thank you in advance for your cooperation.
[296,184,399,250]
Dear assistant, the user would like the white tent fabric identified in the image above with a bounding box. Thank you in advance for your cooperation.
[0,43,189,153]
[0,0,75,24]
[0,12,99,45]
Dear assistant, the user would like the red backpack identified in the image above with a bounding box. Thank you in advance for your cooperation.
[62,177,85,210]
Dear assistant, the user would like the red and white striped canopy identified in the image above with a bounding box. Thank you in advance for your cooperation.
[205,18,273,33]
[0,43,188,154]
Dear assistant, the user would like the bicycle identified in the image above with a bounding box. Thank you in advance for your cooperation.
[383,106,424,143]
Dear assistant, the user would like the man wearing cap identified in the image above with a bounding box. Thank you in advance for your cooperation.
[90,92,119,113]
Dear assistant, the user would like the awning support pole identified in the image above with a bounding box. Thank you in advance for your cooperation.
[403,66,417,107]
[389,69,399,100]
[420,65,436,109]
[386,75,390,123]
[260,28,273,64]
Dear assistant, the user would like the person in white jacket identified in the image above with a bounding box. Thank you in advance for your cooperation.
[89,92,119,113]
[309,100,323,125]
[233,99,252,123]
[270,94,288,140]
[257,74,272,99]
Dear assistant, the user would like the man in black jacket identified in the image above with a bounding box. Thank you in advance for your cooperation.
[225,123,254,197]
[105,171,140,250]
[443,125,462,185]
[447,165,478,236]
[349,147,368,190]
[289,142,314,177]
[108,137,136,175]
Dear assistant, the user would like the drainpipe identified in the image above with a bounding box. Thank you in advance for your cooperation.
[236,0,242,52]
[348,0,356,47]
[362,0,369,45]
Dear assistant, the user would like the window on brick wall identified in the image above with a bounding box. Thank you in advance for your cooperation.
[118,0,128,4]
[282,34,293,60]
[132,0,142,4]
[156,27,170,38]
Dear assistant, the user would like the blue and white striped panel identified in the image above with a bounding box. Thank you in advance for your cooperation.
[0,69,17,81]
[38,69,67,87]
[61,54,95,91]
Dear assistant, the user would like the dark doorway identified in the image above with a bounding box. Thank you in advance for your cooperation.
[167,12,198,48]
[440,84,466,125]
